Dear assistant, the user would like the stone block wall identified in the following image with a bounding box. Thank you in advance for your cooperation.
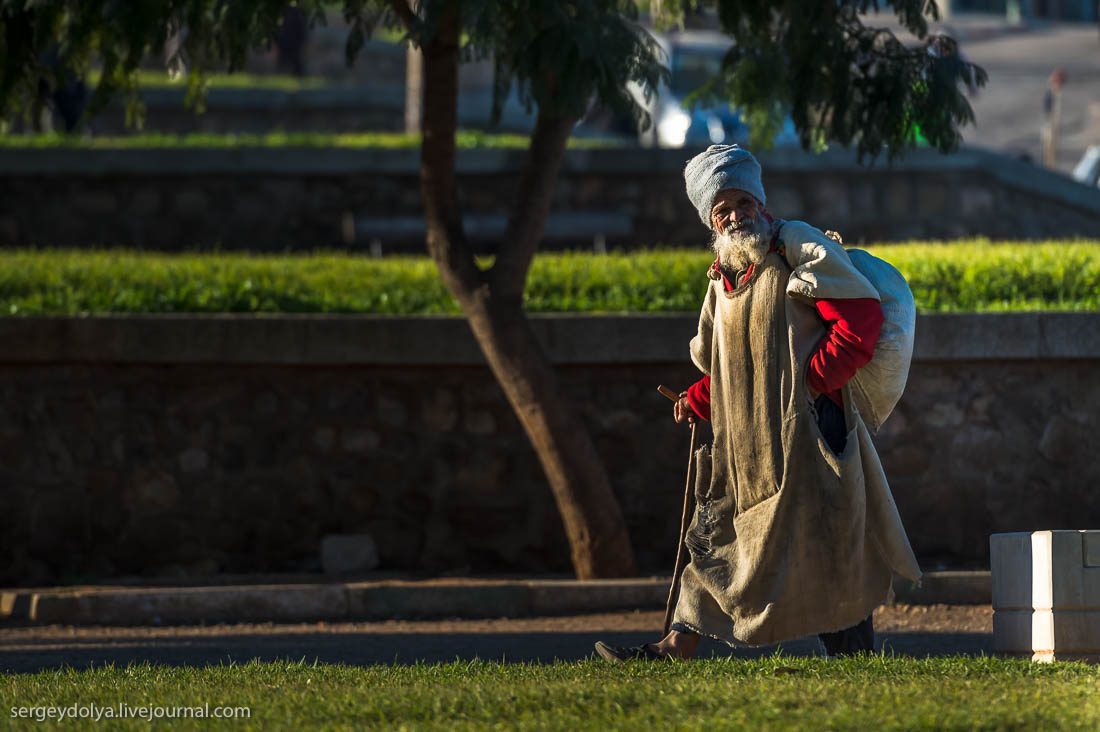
[0,146,1097,252]
[1,313,1098,586]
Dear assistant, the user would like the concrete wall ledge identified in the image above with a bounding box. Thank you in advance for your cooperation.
[1,312,1097,366]
[9,572,989,625]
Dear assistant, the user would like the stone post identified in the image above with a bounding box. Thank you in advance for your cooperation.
[991,530,1100,663]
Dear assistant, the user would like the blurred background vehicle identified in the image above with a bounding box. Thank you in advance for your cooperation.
[624,30,797,149]
[1073,145,1100,187]
[637,30,744,148]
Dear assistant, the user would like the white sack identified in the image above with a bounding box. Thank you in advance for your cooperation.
[844,248,916,432]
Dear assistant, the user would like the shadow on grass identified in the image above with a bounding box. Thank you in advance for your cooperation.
[0,630,992,674]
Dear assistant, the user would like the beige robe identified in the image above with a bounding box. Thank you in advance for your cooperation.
[672,221,921,647]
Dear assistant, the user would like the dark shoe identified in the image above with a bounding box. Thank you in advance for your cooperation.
[593,641,666,662]
[818,614,874,657]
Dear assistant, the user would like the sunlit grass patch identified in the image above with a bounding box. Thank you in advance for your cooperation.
[862,239,1100,312]
[0,241,1096,316]
[0,130,624,149]
[85,69,330,91]
[0,250,456,316]
[3,656,1099,729]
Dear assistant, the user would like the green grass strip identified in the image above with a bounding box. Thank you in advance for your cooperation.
[3,657,1099,729]
[0,130,623,149]
[0,241,1097,316]
[84,69,332,91]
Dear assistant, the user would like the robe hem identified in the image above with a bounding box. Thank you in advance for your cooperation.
[674,591,892,649]
[671,618,743,649]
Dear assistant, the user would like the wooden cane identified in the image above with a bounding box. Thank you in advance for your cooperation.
[657,385,698,638]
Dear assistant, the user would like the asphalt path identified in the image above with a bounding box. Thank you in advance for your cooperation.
[878,15,1100,172]
[0,607,994,674]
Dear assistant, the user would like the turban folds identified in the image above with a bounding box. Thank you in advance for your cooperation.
[684,144,766,229]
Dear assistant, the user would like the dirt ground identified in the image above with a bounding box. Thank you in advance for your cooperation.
[0,603,993,641]
[0,605,993,674]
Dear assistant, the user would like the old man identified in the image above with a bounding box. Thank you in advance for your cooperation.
[596,144,921,661]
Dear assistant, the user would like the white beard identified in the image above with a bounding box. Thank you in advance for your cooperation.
[711,217,773,272]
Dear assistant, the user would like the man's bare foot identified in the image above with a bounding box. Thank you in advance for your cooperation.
[651,629,701,659]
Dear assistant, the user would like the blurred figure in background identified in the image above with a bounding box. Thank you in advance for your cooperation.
[164,25,188,81]
[931,30,978,99]
[34,47,87,133]
[276,6,308,77]
[1041,67,1067,169]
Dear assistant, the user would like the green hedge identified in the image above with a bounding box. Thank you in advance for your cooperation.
[0,130,622,150]
[1,242,1097,316]
[84,69,331,91]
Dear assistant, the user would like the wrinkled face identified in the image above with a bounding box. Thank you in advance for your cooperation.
[710,189,762,234]
[709,188,772,272]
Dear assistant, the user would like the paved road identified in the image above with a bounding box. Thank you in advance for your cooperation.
[878,14,1100,172]
[0,607,994,674]
[964,25,1100,172]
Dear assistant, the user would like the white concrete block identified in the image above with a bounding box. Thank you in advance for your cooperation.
[990,530,1100,663]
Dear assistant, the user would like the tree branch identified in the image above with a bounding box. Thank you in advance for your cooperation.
[491,109,577,298]
[388,0,417,31]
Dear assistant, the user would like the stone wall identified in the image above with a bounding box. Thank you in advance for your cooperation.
[1,313,1098,586]
[1,146,1097,252]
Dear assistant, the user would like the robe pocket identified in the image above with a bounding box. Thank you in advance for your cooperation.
[731,488,783,543]
[815,423,861,479]
[814,425,866,511]
[803,389,861,480]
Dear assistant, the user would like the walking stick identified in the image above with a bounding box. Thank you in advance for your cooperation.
[657,385,698,638]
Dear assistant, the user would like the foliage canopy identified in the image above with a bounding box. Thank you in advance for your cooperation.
[0,0,984,158]
[653,0,986,157]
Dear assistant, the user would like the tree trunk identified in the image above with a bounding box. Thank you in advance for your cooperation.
[464,296,637,578]
[414,4,637,578]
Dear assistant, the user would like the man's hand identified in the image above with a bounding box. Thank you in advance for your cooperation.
[674,393,697,425]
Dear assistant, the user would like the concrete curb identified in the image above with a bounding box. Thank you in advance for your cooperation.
[2,572,991,626]
[892,571,992,606]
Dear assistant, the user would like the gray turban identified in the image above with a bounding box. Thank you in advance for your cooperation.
[683,144,766,229]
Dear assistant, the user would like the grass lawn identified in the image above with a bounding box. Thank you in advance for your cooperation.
[0,241,1097,315]
[0,130,622,150]
[3,657,1098,729]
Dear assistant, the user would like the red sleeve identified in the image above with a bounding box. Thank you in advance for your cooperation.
[685,374,711,422]
[807,298,883,402]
